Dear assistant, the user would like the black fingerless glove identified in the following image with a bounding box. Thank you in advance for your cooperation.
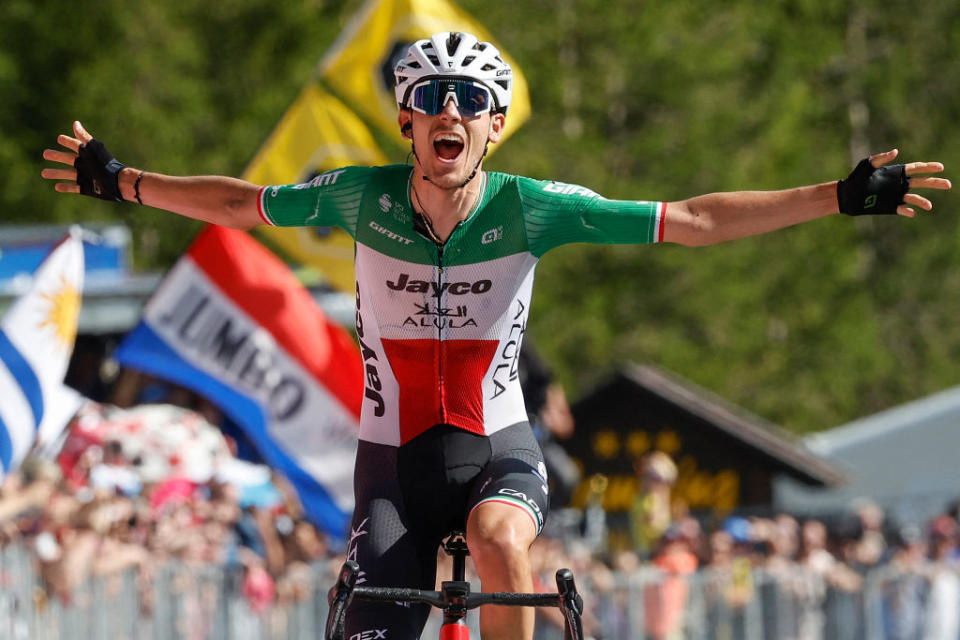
[837,157,909,216]
[73,139,126,202]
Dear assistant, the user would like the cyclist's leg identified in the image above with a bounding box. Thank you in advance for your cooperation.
[344,440,437,640]
[465,423,549,640]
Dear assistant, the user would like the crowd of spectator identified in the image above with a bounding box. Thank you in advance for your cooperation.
[3,355,960,639]
[3,422,960,639]
[525,451,960,640]
[0,405,337,637]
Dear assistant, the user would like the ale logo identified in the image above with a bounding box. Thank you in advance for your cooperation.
[481,226,503,245]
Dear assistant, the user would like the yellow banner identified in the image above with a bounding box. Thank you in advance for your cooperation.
[318,0,531,148]
[243,84,387,185]
[243,86,387,293]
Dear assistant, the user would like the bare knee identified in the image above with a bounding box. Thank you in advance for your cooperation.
[467,504,536,566]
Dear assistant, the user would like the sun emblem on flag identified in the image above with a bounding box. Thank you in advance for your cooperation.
[37,276,80,350]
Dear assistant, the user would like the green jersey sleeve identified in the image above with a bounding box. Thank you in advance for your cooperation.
[517,176,666,257]
[257,165,375,239]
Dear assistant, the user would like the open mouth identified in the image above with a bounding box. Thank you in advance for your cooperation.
[433,134,464,161]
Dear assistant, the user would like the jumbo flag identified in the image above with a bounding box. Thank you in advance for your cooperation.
[243,86,388,294]
[113,226,363,538]
[0,229,84,476]
[318,0,531,146]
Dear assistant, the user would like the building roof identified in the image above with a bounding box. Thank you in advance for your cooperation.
[805,384,960,454]
[617,364,846,486]
[776,383,960,523]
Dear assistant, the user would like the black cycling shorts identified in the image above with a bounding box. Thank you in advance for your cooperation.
[343,422,549,640]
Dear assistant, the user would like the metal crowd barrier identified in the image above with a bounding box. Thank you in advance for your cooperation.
[1,542,956,639]
[533,562,956,640]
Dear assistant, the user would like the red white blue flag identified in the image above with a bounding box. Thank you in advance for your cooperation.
[114,226,362,537]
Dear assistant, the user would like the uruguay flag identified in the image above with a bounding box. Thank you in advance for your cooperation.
[114,226,363,538]
[0,229,84,476]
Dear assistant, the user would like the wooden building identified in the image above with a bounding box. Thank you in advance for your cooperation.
[562,364,844,522]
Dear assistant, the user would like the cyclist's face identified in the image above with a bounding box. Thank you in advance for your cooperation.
[401,98,504,188]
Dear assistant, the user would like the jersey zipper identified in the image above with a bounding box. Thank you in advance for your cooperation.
[430,221,460,426]
[436,242,446,424]
[411,185,470,427]
[406,171,487,430]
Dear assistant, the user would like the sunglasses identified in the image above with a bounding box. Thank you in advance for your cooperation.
[410,78,493,117]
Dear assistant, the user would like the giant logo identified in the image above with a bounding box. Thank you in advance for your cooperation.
[542,182,602,198]
[292,168,346,190]
[369,221,414,246]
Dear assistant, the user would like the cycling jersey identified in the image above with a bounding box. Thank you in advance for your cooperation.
[258,165,664,446]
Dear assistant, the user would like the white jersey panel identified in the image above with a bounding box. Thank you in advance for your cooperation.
[354,249,402,447]
[481,260,537,435]
[356,242,538,343]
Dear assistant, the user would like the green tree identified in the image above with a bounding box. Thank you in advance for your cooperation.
[5,0,959,432]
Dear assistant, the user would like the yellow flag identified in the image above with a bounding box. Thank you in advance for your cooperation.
[244,84,387,184]
[319,0,531,148]
[243,85,387,293]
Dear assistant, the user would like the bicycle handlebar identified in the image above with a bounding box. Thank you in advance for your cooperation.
[326,560,584,640]
[351,585,562,609]
[556,568,585,640]
[350,585,445,608]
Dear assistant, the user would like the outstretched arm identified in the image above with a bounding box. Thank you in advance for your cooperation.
[663,150,951,247]
[41,121,263,230]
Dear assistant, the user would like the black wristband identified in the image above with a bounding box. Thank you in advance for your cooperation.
[73,139,126,203]
[837,157,909,216]
[134,171,144,205]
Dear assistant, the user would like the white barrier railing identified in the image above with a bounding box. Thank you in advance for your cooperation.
[1,543,954,640]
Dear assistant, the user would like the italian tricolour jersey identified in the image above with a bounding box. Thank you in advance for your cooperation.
[258,165,665,447]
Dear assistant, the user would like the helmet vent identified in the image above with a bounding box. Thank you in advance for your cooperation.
[463,56,476,66]
[495,80,510,91]
[481,63,496,71]
[407,61,421,69]
[445,33,462,56]
[427,54,440,66]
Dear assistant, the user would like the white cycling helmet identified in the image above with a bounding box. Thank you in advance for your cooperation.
[394,32,513,114]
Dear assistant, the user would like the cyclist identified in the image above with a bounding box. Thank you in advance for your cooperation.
[42,31,950,640]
